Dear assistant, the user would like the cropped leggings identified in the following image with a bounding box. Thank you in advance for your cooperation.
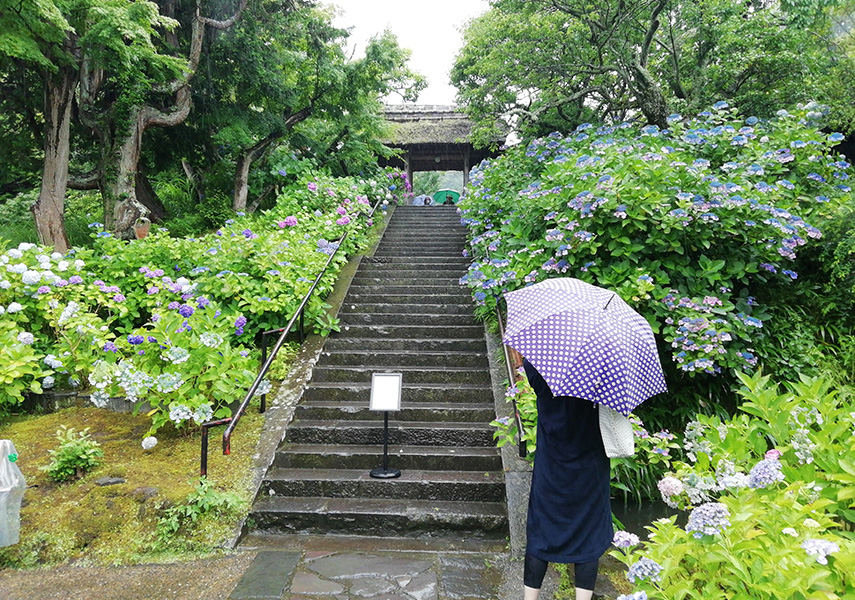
[523,553,598,590]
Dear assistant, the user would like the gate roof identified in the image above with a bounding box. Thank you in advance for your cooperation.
[379,105,504,172]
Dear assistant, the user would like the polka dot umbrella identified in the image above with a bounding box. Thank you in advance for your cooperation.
[503,278,667,415]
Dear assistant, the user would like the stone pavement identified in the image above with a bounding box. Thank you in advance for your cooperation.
[227,534,525,600]
[224,533,620,600]
[230,549,501,600]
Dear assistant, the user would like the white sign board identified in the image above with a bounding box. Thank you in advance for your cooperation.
[369,373,402,411]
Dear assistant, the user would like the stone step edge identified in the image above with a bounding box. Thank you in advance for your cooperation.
[276,443,500,456]
[251,496,507,516]
[264,468,504,482]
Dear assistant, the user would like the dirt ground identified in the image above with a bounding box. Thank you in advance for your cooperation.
[0,552,256,600]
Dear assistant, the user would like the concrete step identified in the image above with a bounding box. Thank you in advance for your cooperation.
[285,419,496,447]
[322,338,487,353]
[333,324,484,339]
[374,242,464,258]
[374,246,463,257]
[302,382,493,404]
[338,302,474,315]
[337,313,478,327]
[349,277,463,288]
[294,401,495,423]
[250,496,508,540]
[317,350,488,368]
[309,365,491,385]
[352,271,463,280]
[343,289,471,302]
[358,260,469,270]
[272,443,502,471]
[359,256,472,271]
[260,468,505,502]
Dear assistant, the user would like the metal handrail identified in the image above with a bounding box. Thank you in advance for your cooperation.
[495,303,527,459]
[199,200,383,476]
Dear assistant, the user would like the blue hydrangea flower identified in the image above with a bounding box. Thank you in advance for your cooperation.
[686,502,731,538]
[627,557,662,583]
[748,458,785,488]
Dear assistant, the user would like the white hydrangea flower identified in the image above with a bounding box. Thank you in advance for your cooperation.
[0,279,10,289]
[21,270,41,285]
[58,301,80,325]
[141,436,158,450]
[51,252,62,260]
[9,263,27,274]
[57,260,69,272]
[90,390,110,408]
[169,404,193,424]
[7,302,23,313]
[16,332,34,345]
[73,259,85,270]
[193,403,214,424]
[6,249,23,259]
[17,243,35,252]
[42,376,55,389]
[199,332,223,348]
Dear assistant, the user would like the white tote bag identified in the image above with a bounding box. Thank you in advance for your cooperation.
[598,405,635,458]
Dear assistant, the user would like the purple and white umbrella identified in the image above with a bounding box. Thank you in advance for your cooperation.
[503,278,666,415]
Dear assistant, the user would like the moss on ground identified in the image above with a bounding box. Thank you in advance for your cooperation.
[0,403,264,569]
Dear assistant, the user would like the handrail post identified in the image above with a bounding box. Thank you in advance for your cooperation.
[201,425,209,477]
[496,304,527,459]
[260,332,269,413]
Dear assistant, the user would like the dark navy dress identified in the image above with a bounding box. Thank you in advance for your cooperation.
[524,360,613,563]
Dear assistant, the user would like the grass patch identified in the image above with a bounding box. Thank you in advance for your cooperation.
[0,402,264,569]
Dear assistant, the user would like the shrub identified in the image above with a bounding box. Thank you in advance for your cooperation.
[155,477,244,547]
[40,426,104,483]
[609,371,855,599]
[458,102,852,398]
[0,169,405,437]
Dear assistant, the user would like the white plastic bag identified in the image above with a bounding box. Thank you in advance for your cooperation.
[598,405,635,458]
[0,439,26,547]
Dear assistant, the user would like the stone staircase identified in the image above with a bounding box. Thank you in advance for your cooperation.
[245,205,508,543]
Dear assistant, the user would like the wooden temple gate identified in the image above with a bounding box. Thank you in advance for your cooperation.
[378,105,504,192]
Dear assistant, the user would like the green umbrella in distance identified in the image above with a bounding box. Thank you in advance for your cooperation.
[432,189,460,205]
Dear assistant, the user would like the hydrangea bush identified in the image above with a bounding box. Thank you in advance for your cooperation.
[458,102,851,380]
[609,371,855,598]
[0,169,408,438]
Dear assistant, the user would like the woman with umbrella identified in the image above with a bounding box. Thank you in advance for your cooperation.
[502,278,667,600]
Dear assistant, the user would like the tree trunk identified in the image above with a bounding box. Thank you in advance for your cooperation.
[233,132,282,211]
[103,115,147,239]
[632,61,669,129]
[135,168,167,223]
[32,65,77,253]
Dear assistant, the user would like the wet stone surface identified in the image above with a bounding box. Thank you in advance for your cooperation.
[281,552,491,600]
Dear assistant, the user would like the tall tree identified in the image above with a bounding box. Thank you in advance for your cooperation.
[76,0,248,238]
[452,0,855,141]
[189,0,424,211]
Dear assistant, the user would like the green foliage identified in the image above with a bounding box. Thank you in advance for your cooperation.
[0,169,399,435]
[459,103,853,401]
[0,322,48,410]
[40,426,103,483]
[155,478,244,547]
[0,193,38,247]
[610,371,855,599]
[454,0,855,139]
[412,171,442,197]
